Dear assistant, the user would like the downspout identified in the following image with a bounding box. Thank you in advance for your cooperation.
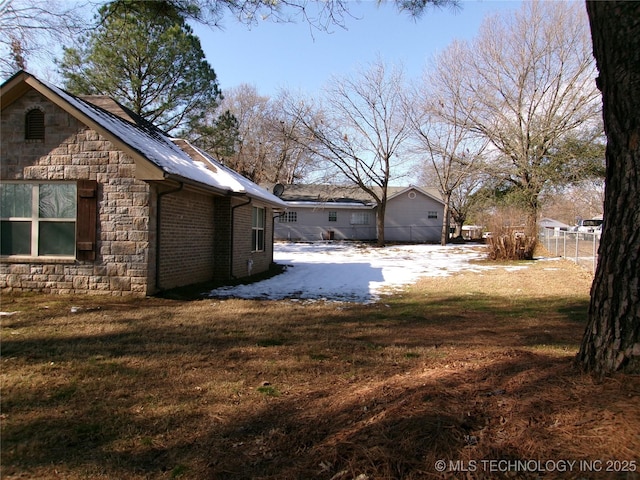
[272,210,286,253]
[155,182,184,292]
[230,196,252,280]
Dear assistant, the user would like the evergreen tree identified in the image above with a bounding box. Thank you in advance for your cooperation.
[58,1,221,134]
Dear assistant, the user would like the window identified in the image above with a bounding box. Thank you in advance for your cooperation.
[279,211,297,223]
[428,211,438,219]
[328,211,337,222]
[252,206,265,251]
[25,108,45,140]
[350,212,370,225]
[1,182,76,256]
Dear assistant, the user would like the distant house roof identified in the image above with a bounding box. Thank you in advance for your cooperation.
[265,184,444,207]
[539,218,571,229]
[1,71,286,208]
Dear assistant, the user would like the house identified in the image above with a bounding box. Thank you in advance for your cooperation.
[269,184,445,243]
[0,71,286,296]
[539,217,571,231]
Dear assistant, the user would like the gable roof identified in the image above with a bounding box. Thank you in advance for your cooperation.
[539,218,571,229]
[269,184,375,205]
[1,71,286,208]
[387,186,444,204]
[266,184,444,207]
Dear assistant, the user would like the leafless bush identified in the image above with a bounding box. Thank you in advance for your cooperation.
[485,211,537,260]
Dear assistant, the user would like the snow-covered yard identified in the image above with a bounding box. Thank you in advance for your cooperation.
[208,242,505,303]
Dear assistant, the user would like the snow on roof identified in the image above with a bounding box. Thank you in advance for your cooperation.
[173,139,287,207]
[20,73,285,207]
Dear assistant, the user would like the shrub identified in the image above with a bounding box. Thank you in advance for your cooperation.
[487,229,537,260]
[484,208,537,260]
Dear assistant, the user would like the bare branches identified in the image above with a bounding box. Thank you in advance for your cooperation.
[0,0,88,78]
[422,1,601,228]
[283,59,411,245]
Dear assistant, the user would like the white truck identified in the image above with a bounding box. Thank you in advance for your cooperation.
[575,216,603,234]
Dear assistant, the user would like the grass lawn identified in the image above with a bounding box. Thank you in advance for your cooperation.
[1,256,639,479]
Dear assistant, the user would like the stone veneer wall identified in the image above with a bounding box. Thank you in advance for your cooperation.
[0,89,153,296]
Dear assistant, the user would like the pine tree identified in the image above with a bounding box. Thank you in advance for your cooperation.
[59,1,220,134]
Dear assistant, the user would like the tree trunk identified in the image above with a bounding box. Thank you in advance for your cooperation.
[441,193,451,246]
[376,200,386,247]
[577,1,640,375]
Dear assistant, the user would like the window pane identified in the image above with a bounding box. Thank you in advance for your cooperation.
[0,184,32,218]
[1,221,31,255]
[252,207,265,228]
[39,222,75,255]
[350,212,370,225]
[39,184,76,218]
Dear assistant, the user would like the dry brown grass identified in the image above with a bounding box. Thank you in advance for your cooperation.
[1,256,639,480]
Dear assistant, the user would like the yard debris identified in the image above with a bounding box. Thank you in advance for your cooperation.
[464,434,479,445]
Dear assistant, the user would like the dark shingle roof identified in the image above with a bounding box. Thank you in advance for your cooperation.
[265,184,443,205]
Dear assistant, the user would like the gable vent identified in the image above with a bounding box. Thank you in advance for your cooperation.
[25,108,45,140]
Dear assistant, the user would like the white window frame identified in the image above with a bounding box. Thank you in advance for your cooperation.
[350,212,370,225]
[428,211,438,219]
[251,206,265,252]
[279,211,298,223]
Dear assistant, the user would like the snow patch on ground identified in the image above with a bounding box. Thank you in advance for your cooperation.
[208,242,493,303]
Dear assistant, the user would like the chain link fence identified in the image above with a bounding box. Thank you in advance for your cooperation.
[538,227,600,273]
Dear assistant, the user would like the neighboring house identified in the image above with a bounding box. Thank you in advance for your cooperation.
[539,218,571,231]
[269,184,445,243]
[0,71,286,296]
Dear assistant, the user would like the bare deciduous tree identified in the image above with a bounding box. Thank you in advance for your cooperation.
[432,1,601,233]
[290,60,412,246]
[408,44,488,245]
[0,0,86,79]
[209,84,315,184]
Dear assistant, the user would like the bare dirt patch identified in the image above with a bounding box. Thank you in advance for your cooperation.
[1,258,638,479]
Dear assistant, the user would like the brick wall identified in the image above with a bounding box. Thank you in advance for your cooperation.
[213,196,232,284]
[157,188,215,290]
[231,200,274,279]
[0,89,153,296]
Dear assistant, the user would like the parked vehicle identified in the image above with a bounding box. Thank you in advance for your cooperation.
[574,216,603,233]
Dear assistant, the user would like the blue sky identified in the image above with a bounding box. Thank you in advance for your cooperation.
[191,0,523,97]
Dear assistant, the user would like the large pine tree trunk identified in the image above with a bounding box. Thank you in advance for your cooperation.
[577,1,640,375]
